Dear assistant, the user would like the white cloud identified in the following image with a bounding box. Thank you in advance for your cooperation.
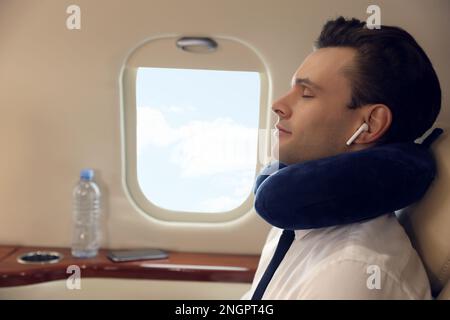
[137,106,258,178]
[161,105,197,114]
[232,170,255,198]
[171,118,258,177]
[195,169,254,212]
[137,107,178,151]
[137,106,258,213]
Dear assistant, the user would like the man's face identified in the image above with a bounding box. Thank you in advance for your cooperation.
[272,47,366,165]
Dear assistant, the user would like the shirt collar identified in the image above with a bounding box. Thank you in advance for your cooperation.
[293,212,396,240]
[294,229,314,240]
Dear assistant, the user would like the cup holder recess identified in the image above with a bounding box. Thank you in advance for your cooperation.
[17,251,63,264]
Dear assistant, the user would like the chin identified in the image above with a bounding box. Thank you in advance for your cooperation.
[272,137,299,163]
[271,142,288,162]
[276,151,293,165]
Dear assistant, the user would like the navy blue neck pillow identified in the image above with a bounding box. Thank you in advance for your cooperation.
[254,128,444,230]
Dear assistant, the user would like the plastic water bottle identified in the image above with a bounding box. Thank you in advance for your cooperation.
[71,169,101,258]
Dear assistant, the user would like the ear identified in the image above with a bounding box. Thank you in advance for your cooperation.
[357,104,392,144]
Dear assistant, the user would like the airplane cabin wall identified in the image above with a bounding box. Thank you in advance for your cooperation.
[0,0,448,254]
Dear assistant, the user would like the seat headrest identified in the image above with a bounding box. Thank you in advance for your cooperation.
[397,127,449,297]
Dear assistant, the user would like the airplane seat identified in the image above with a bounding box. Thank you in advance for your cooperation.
[397,127,450,299]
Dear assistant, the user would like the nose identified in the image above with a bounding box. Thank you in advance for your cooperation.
[271,93,292,119]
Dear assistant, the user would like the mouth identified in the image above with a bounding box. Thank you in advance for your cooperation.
[276,124,292,135]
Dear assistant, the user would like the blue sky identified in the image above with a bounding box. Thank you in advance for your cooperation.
[136,67,261,212]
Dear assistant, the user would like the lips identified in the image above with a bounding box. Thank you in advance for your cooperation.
[276,124,292,134]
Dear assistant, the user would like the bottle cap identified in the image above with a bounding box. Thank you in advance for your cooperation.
[80,169,94,180]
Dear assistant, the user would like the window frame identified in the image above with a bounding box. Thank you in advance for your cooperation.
[119,35,272,223]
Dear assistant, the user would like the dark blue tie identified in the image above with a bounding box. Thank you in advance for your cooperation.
[251,229,295,300]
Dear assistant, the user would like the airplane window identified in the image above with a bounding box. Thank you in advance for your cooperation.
[135,67,260,213]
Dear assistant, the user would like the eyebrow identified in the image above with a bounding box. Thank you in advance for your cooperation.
[292,77,323,91]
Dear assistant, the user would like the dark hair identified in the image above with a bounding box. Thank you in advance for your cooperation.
[315,16,441,144]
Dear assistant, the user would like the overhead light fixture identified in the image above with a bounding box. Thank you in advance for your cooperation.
[176,37,218,53]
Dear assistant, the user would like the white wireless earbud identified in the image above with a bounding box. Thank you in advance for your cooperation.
[346,123,369,146]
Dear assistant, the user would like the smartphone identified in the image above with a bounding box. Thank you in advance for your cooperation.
[107,249,169,262]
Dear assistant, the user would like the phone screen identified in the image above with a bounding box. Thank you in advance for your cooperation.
[107,249,169,262]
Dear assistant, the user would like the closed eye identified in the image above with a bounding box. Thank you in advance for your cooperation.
[292,82,315,99]
[301,87,314,98]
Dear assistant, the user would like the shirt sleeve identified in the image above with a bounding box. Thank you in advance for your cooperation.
[296,259,417,300]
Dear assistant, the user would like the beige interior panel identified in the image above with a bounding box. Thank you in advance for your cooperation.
[0,0,448,257]
[0,278,250,300]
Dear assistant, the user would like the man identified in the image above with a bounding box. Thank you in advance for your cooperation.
[242,17,441,299]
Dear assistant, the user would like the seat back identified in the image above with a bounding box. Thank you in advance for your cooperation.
[397,127,450,299]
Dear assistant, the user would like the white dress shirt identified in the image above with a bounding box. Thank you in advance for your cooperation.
[242,213,431,299]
